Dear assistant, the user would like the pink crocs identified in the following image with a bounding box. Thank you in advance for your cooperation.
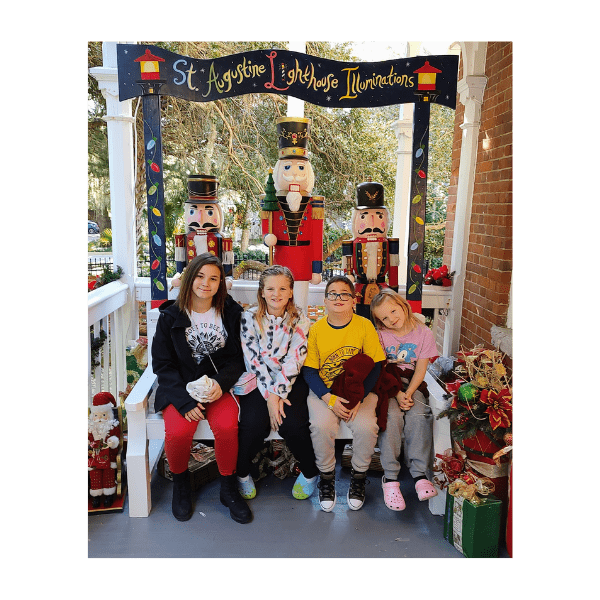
[415,479,438,501]
[382,477,406,511]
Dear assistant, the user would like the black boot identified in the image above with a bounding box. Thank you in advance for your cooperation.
[172,469,193,521]
[220,474,252,524]
[103,493,115,508]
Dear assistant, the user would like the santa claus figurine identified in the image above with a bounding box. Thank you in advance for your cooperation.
[88,392,121,508]
[262,117,324,308]
[173,174,234,289]
[343,179,399,319]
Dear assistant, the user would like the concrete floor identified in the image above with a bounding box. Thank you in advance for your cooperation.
[88,442,509,559]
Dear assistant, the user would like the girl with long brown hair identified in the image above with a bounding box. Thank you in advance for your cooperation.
[152,253,251,524]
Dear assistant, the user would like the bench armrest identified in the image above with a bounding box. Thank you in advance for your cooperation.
[125,365,157,412]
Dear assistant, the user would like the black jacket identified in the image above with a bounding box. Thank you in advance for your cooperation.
[151,296,245,416]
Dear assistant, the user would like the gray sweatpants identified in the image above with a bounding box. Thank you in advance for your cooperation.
[378,386,434,480]
[307,390,379,473]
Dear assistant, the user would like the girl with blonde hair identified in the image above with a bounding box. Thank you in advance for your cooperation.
[370,288,439,511]
[235,265,319,501]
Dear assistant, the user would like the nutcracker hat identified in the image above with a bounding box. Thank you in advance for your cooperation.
[356,180,385,210]
[276,116,311,160]
[187,174,220,204]
[91,392,116,412]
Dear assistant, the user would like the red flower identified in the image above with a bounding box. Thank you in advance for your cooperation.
[480,388,512,430]
[88,280,97,291]
[445,379,463,396]
[442,277,452,287]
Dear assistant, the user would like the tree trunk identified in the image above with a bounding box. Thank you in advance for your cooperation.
[241,227,250,253]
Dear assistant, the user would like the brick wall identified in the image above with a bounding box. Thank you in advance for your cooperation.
[440,42,513,351]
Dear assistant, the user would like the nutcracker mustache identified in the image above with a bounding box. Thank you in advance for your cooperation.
[361,227,385,234]
[189,222,217,231]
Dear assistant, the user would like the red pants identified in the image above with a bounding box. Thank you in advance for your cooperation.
[163,392,239,475]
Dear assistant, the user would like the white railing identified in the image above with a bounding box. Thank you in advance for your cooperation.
[135,277,452,346]
[88,280,130,403]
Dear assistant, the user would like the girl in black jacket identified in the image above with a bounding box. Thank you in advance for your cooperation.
[151,253,251,524]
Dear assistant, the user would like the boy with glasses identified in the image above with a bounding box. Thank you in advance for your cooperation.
[302,276,385,512]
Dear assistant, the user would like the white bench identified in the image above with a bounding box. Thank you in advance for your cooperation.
[125,364,353,517]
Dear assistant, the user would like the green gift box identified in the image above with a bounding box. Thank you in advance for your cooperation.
[443,491,502,558]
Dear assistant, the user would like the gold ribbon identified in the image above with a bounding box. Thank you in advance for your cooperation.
[448,477,495,505]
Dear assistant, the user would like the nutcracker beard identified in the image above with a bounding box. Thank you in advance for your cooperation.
[286,189,303,212]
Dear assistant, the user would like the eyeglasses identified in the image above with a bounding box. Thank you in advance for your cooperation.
[324,292,353,301]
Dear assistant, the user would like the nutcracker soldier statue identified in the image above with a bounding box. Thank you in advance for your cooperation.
[88,392,121,508]
[262,117,324,310]
[342,179,399,319]
[173,174,234,289]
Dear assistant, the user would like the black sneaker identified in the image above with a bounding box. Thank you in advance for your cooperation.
[317,471,336,512]
[347,469,368,510]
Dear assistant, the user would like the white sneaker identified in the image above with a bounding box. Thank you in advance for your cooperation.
[317,474,336,512]
[347,469,367,510]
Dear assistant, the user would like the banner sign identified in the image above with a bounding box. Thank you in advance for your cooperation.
[117,44,458,109]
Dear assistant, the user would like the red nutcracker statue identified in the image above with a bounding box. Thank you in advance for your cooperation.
[342,179,399,319]
[262,117,324,307]
[88,392,121,508]
[173,174,234,289]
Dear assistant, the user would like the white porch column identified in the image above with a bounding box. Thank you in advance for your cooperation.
[391,42,419,285]
[443,42,488,356]
[90,42,138,344]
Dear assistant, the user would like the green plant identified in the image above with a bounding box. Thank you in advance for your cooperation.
[99,228,113,248]
[233,246,268,263]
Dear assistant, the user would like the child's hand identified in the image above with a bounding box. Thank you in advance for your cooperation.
[204,379,222,403]
[345,401,361,423]
[330,395,351,420]
[267,394,289,431]
[184,402,205,422]
[397,391,414,411]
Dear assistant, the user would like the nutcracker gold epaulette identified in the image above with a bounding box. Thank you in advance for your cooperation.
[311,196,324,220]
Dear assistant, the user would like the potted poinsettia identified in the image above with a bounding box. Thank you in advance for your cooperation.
[424,264,455,286]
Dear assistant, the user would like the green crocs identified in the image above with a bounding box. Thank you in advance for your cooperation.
[292,473,318,500]
[237,475,256,500]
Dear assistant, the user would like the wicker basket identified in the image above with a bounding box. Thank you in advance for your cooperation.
[341,444,383,472]
[158,442,219,490]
